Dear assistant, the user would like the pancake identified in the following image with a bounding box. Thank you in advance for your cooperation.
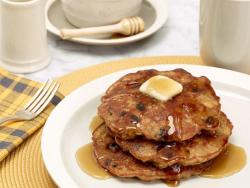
[115,112,233,168]
[103,69,196,99]
[98,69,221,142]
[92,124,212,182]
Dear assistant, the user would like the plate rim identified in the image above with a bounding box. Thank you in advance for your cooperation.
[45,0,168,45]
[41,64,250,188]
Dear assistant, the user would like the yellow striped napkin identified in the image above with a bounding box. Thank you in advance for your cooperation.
[0,68,63,161]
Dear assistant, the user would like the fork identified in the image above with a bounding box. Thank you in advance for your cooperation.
[0,80,60,125]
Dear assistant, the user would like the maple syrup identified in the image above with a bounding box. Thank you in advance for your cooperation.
[201,143,246,178]
[77,115,247,185]
[166,180,180,187]
[76,143,111,180]
[89,115,104,133]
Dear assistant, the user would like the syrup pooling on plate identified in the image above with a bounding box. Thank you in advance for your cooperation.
[89,115,104,133]
[201,143,247,178]
[166,180,180,187]
[76,116,109,179]
[77,121,246,182]
[76,143,111,180]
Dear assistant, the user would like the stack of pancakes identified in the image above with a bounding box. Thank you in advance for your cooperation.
[93,69,233,183]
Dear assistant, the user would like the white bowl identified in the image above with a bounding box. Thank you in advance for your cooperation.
[61,0,143,28]
[46,0,168,45]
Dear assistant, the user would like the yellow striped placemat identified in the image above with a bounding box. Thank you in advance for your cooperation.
[0,68,63,162]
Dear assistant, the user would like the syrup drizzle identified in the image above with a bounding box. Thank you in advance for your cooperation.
[76,116,247,186]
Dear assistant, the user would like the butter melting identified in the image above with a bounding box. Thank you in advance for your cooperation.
[201,143,247,178]
[139,75,183,102]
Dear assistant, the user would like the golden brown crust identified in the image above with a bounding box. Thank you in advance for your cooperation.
[98,69,221,142]
[92,125,212,181]
[115,112,232,168]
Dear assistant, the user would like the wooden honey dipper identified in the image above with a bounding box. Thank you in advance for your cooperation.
[60,17,145,39]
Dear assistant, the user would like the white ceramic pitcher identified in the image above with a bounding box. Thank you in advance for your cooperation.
[0,0,51,73]
[200,0,250,73]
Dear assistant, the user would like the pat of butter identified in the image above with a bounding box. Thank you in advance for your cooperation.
[139,75,183,102]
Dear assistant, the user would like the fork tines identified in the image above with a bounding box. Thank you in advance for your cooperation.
[24,80,60,115]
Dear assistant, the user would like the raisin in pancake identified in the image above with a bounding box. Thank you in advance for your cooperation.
[115,112,232,168]
[98,69,221,142]
[92,125,212,182]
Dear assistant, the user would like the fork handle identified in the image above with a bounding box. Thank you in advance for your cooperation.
[0,116,21,125]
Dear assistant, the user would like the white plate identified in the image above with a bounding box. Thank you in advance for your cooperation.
[42,65,250,188]
[45,0,168,45]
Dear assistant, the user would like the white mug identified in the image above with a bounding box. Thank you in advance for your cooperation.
[200,0,250,73]
[0,0,51,73]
